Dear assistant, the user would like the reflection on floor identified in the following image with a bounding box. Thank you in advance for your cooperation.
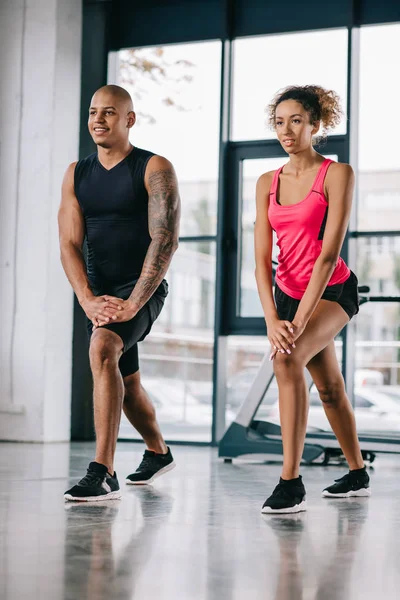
[0,442,399,599]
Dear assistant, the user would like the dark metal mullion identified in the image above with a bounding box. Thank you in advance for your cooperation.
[340,24,354,391]
[342,13,360,405]
[211,29,234,445]
[235,159,244,317]
[179,236,217,243]
[350,231,400,238]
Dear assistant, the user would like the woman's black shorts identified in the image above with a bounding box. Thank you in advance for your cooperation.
[86,279,168,378]
[274,271,359,324]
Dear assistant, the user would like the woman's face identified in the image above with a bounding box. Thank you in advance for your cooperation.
[274,99,320,154]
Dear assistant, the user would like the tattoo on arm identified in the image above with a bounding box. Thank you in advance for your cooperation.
[130,167,180,310]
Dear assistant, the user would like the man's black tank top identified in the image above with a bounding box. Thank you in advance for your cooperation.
[74,146,154,295]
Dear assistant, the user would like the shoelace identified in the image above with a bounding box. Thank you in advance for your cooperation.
[271,484,295,500]
[137,452,157,471]
[78,469,105,487]
[334,473,350,483]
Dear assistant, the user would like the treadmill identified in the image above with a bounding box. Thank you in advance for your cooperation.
[219,285,400,465]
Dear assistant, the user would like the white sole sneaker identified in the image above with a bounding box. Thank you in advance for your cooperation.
[126,461,176,485]
[322,488,371,498]
[261,500,307,514]
[64,490,122,502]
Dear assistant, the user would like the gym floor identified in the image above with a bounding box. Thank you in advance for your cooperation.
[1,442,399,599]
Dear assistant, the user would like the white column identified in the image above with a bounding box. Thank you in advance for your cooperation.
[0,0,82,441]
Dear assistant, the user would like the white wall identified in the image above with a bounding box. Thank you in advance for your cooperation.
[0,0,82,441]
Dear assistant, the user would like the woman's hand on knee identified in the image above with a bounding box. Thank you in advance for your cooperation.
[267,319,296,360]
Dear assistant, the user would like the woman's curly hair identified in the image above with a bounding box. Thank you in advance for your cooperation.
[267,85,343,144]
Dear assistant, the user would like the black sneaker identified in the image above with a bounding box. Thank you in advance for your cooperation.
[64,462,121,502]
[322,466,371,498]
[261,476,307,514]
[126,447,176,485]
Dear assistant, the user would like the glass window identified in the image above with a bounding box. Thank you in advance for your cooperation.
[356,236,400,297]
[232,29,348,141]
[357,23,400,231]
[226,336,269,427]
[354,301,400,435]
[118,242,216,443]
[113,41,222,236]
[111,41,220,442]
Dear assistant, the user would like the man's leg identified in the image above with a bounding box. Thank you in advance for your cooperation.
[120,351,175,485]
[64,327,124,501]
[123,371,168,455]
[89,328,125,474]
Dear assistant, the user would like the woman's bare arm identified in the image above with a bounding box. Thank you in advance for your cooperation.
[292,162,355,332]
[255,172,295,355]
[254,171,278,324]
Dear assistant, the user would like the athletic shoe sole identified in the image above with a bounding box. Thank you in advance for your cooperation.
[261,500,307,514]
[126,461,176,485]
[322,488,371,498]
[64,490,122,502]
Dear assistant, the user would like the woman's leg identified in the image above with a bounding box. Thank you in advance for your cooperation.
[306,342,364,470]
[273,300,351,480]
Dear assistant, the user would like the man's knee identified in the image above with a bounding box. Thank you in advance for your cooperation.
[89,331,122,370]
[123,372,142,399]
[317,380,345,407]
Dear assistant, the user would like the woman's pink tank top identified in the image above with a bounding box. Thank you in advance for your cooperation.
[268,158,350,300]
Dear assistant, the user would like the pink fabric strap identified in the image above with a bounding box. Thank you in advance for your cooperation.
[269,166,284,196]
[313,158,333,193]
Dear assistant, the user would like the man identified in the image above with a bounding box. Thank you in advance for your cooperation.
[58,84,180,501]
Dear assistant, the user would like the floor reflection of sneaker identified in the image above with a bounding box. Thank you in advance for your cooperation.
[133,486,175,520]
[262,476,307,514]
[126,447,176,485]
[322,467,371,498]
[263,513,306,539]
[64,499,121,517]
[64,462,122,502]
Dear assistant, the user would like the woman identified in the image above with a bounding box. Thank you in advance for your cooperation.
[254,85,370,514]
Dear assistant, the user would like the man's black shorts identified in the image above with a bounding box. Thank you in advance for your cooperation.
[86,279,168,377]
[274,271,359,324]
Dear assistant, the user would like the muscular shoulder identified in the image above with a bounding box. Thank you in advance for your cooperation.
[62,161,78,189]
[146,154,174,173]
[145,155,177,191]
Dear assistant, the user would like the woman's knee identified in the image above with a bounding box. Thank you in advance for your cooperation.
[273,351,304,377]
[317,380,346,407]
[89,331,122,370]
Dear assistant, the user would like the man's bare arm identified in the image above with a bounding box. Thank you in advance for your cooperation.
[58,163,121,326]
[128,155,180,312]
[58,162,93,304]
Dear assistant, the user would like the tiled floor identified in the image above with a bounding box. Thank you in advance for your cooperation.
[1,441,399,599]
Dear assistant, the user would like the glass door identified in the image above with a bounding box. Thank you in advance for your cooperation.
[222,140,346,335]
